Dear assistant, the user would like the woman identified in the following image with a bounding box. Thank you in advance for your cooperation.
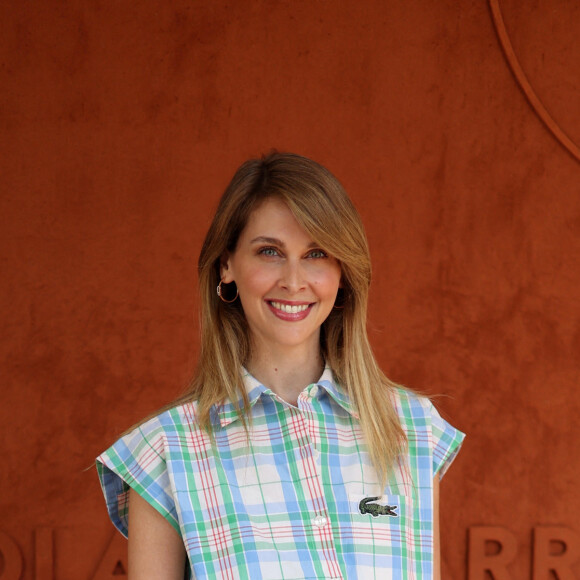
[97,152,464,579]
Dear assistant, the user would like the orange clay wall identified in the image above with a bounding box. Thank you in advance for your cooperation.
[1,2,579,579]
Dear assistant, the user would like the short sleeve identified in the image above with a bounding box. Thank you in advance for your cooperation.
[96,419,180,538]
[429,402,465,479]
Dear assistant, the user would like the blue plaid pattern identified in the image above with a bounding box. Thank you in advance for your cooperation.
[97,369,464,579]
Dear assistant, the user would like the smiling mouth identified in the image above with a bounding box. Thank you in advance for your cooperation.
[269,301,312,314]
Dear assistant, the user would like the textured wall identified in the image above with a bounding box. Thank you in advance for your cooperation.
[1,1,579,578]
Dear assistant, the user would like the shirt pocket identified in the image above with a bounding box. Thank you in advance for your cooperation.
[348,493,411,562]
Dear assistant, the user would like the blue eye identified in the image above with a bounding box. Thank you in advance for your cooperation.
[308,249,327,259]
[259,247,279,257]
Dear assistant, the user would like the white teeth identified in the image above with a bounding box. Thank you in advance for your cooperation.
[271,301,309,314]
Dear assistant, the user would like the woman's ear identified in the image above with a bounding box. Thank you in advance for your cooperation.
[220,254,234,283]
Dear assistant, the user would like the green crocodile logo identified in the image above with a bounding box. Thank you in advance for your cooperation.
[359,496,398,517]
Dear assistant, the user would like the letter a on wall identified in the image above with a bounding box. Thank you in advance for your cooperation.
[91,532,128,580]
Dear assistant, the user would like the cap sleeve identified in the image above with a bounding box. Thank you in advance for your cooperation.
[429,401,465,479]
[96,418,180,537]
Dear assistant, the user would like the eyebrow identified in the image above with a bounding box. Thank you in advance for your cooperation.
[249,236,318,249]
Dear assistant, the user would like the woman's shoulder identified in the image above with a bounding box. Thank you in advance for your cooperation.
[390,385,432,412]
[142,400,201,433]
[390,385,465,469]
[389,385,451,429]
[102,399,204,457]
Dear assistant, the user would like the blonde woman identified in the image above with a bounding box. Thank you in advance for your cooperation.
[97,152,464,579]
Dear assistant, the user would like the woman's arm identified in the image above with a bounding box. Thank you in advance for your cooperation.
[128,488,187,579]
[433,474,441,580]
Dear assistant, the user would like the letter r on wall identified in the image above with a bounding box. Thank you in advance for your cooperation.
[533,526,580,580]
[468,526,517,580]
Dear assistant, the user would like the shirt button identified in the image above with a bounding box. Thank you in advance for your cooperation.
[310,385,319,397]
[313,515,327,528]
[313,449,320,461]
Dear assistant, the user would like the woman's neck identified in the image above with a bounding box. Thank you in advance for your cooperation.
[246,348,325,406]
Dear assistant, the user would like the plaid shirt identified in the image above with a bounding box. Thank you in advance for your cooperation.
[97,369,464,579]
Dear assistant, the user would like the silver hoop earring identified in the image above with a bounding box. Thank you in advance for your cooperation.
[217,280,239,303]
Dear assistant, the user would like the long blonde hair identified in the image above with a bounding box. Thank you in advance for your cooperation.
[174,151,406,484]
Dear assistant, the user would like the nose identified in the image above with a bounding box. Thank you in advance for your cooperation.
[279,259,306,293]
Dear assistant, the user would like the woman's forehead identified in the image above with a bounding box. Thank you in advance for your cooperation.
[239,198,315,246]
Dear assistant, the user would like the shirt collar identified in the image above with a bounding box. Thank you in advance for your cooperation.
[212,367,358,428]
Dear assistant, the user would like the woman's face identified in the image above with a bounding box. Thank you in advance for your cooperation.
[221,197,342,359]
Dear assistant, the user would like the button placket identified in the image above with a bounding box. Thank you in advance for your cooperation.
[284,400,343,578]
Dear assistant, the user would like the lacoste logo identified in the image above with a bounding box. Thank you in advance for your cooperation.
[359,496,398,517]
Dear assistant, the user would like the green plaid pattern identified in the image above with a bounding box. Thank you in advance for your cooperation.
[97,369,464,579]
